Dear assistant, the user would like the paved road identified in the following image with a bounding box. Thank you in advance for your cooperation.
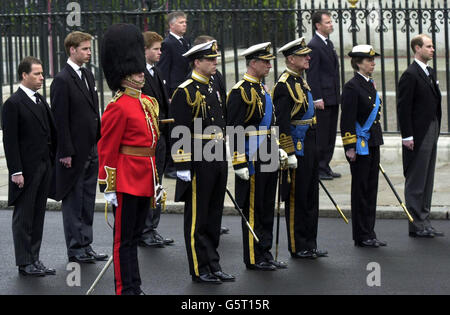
[0,210,449,295]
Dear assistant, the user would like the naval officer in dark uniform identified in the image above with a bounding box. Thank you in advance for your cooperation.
[170,40,233,284]
[340,45,386,248]
[273,37,328,259]
[226,42,288,271]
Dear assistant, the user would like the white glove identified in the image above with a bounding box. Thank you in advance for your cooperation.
[279,148,288,162]
[235,167,250,181]
[287,154,298,169]
[104,192,118,207]
[278,148,288,169]
[177,170,191,182]
[154,184,165,203]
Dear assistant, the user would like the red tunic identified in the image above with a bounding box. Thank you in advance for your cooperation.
[98,90,158,197]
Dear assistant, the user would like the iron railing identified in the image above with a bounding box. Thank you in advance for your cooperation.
[1,0,449,133]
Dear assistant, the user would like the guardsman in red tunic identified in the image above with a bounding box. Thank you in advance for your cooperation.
[98,23,160,295]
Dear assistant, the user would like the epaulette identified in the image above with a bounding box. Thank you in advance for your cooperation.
[110,90,124,103]
[278,72,290,83]
[232,80,244,90]
[179,79,193,89]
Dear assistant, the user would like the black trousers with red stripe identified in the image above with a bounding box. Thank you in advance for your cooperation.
[113,193,149,295]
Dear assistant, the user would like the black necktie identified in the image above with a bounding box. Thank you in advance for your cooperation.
[80,68,90,90]
[426,66,439,95]
[35,93,49,129]
[326,39,336,59]
[427,66,434,82]
[180,37,189,51]
[34,93,40,105]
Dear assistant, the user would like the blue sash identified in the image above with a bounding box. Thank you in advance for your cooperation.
[356,91,380,155]
[246,88,273,176]
[290,91,314,156]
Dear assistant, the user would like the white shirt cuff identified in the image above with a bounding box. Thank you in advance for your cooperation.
[12,172,22,176]
[402,136,414,141]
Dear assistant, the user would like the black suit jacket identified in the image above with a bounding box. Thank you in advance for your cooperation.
[306,34,341,106]
[397,61,441,174]
[2,88,56,205]
[143,65,170,129]
[157,34,191,95]
[49,64,101,201]
[340,74,384,151]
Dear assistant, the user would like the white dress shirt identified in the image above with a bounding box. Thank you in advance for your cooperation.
[414,58,430,76]
[316,31,328,45]
[67,58,83,79]
[357,72,371,82]
[146,63,154,77]
[67,58,89,90]
[19,84,39,104]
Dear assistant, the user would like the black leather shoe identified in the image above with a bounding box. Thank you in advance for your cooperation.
[267,259,288,269]
[154,231,174,245]
[220,226,230,235]
[139,235,165,248]
[355,239,379,247]
[213,271,235,282]
[34,261,56,275]
[134,288,146,295]
[246,261,276,271]
[291,250,317,259]
[312,248,328,257]
[18,264,45,277]
[372,239,387,247]
[86,249,108,261]
[192,273,222,284]
[328,170,341,178]
[69,254,96,263]
[319,172,333,180]
[409,230,434,238]
[426,227,444,237]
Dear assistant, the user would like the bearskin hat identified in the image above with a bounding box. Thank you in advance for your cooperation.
[101,23,146,91]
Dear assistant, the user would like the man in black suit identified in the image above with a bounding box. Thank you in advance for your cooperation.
[158,11,191,179]
[158,11,191,96]
[2,57,57,276]
[397,34,444,238]
[306,10,341,180]
[50,31,108,263]
[139,31,174,248]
